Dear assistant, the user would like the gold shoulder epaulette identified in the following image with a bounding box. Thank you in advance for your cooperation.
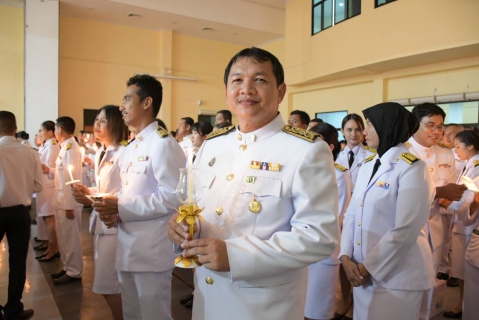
[365,154,376,163]
[282,125,318,143]
[51,140,57,145]
[155,126,169,138]
[206,124,235,140]
[334,163,348,172]
[364,146,377,153]
[119,140,129,146]
[474,160,479,167]
[400,152,419,165]
[437,142,452,149]
[66,142,71,150]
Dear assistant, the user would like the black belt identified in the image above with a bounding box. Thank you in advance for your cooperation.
[473,229,479,236]
[0,205,27,211]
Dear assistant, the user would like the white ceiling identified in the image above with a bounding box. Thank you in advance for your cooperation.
[58,0,286,46]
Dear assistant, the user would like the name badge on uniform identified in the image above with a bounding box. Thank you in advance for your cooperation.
[375,181,390,190]
[439,163,451,169]
[137,155,149,161]
[250,161,280,172]
[104,161,114,165]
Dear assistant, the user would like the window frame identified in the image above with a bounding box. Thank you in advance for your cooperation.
[312,0,361,36]
[375,0,397,9]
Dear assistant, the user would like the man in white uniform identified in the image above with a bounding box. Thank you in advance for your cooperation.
[51,116,84,285]
[168,47,339,320]
[437,123,466,286]
[94,74,185,320]
[288,110,310,129]
[406,103,466,319]
[177,117,194,155]
[214,110,232,126]
[0,111,43,320]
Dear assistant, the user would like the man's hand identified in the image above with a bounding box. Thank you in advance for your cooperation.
[71,184,91,206]
[168,213,197,245]
[93,196,119,221]
[84,157,93,165]
[340,256,368,287]
[436,183,467,201]
[65,209,75,220]
[41,164,50,174]
[101,214,118,228]
[438,198,453,208]
[182,238,230,272]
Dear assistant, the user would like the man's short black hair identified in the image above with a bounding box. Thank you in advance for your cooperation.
[181,117,194,127]
[290,110,310,125]
[310,118,324,124]
[217,110,232,123]
[224,47,284,87]
[412,103,446,122]
[0,111,17,134]
[127,74,163,118]
[56,116,76,135]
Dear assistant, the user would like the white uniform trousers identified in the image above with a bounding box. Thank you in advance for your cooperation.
[55,207,83,277]
[419,243,443,320]
[438,214,453,274]
[463,261,479,320]
[305,262,339,320]
[450,233,470,279]
[92,233,120,295]
[36,214,48,240]
[354,281,424,320]
[118,269,173,320]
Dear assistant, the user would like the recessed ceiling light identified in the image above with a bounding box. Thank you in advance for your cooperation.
[202,27,214,31]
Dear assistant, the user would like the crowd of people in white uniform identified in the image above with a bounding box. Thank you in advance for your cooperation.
[1,47,479,320]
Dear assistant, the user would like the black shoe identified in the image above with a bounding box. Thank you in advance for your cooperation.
[35,253,47,260]
[180,293,194,304]
[33,237,42,243]
[447,277,459,287]
[53,274,82,285]
[33,244,47,251]
[31,219,37,225]
[436,272,450,280]
[340,316,353,320]
[38,252,60,262]
[4,309,34,320]
[443,310,462,318]
[184,298,193,308]
[51,270,66,279]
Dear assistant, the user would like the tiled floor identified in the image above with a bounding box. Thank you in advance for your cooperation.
[0,204,461,319]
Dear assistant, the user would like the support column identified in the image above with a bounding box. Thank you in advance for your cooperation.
[158,29,173,130]
[25,0,59,144]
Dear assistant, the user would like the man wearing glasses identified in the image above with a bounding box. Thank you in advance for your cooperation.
[406,102,466,320]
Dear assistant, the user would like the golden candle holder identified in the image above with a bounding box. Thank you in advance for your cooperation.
[174,203,204,268]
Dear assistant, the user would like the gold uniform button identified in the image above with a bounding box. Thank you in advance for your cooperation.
[357,241,361,246]
[205,277,214,285]
[430,168,434,172]
[360,203,363,207]
[239,144,247,151]
[237,134,242,141]
[134,144,138,149]
[358,222,361,227]
[226,174,234,181]
[215,206,223,215]
[426,154,431,158]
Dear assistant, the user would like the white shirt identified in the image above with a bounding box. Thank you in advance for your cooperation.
[0,136,43,207]
[116,121,185,272]
[39,138,60,188]
[337,143,375,191]
[178,134,193,155]
[190,114,339,320]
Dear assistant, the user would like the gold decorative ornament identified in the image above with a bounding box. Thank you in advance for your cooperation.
[175,203,205,268]
[239,144,247,151]
[249,195,261,213]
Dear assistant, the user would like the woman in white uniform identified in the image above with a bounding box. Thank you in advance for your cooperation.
[72,105,128,320]
[305,122,351,320]
[443,130,479,319]
[339,102,435,320]
[336,114,375,191]
[36,121,61,261]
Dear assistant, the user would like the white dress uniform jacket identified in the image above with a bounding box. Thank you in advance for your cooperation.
[37,138,59,216]
[340,143,435,291]
[406,137,456,253]
[0,136,43,207]
[116,122,185,272]
[191,115,339,320]
[337,143,375,191]
[178,134,193,156]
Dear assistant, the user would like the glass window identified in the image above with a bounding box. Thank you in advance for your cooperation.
[376,0,397,8]
[313,0,360,35]
[315,110,348,140]
[405,101,479,125]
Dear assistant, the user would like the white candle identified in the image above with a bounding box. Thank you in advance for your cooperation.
[187,148,194,203]
[68,165,74,181]
[97,178,101,193]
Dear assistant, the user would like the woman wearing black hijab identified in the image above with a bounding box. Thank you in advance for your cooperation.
[338,102,436,320]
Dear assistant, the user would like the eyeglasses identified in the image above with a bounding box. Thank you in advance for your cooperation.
[420,122,446,132]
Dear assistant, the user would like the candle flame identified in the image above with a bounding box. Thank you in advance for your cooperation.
[68,165,73,171]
